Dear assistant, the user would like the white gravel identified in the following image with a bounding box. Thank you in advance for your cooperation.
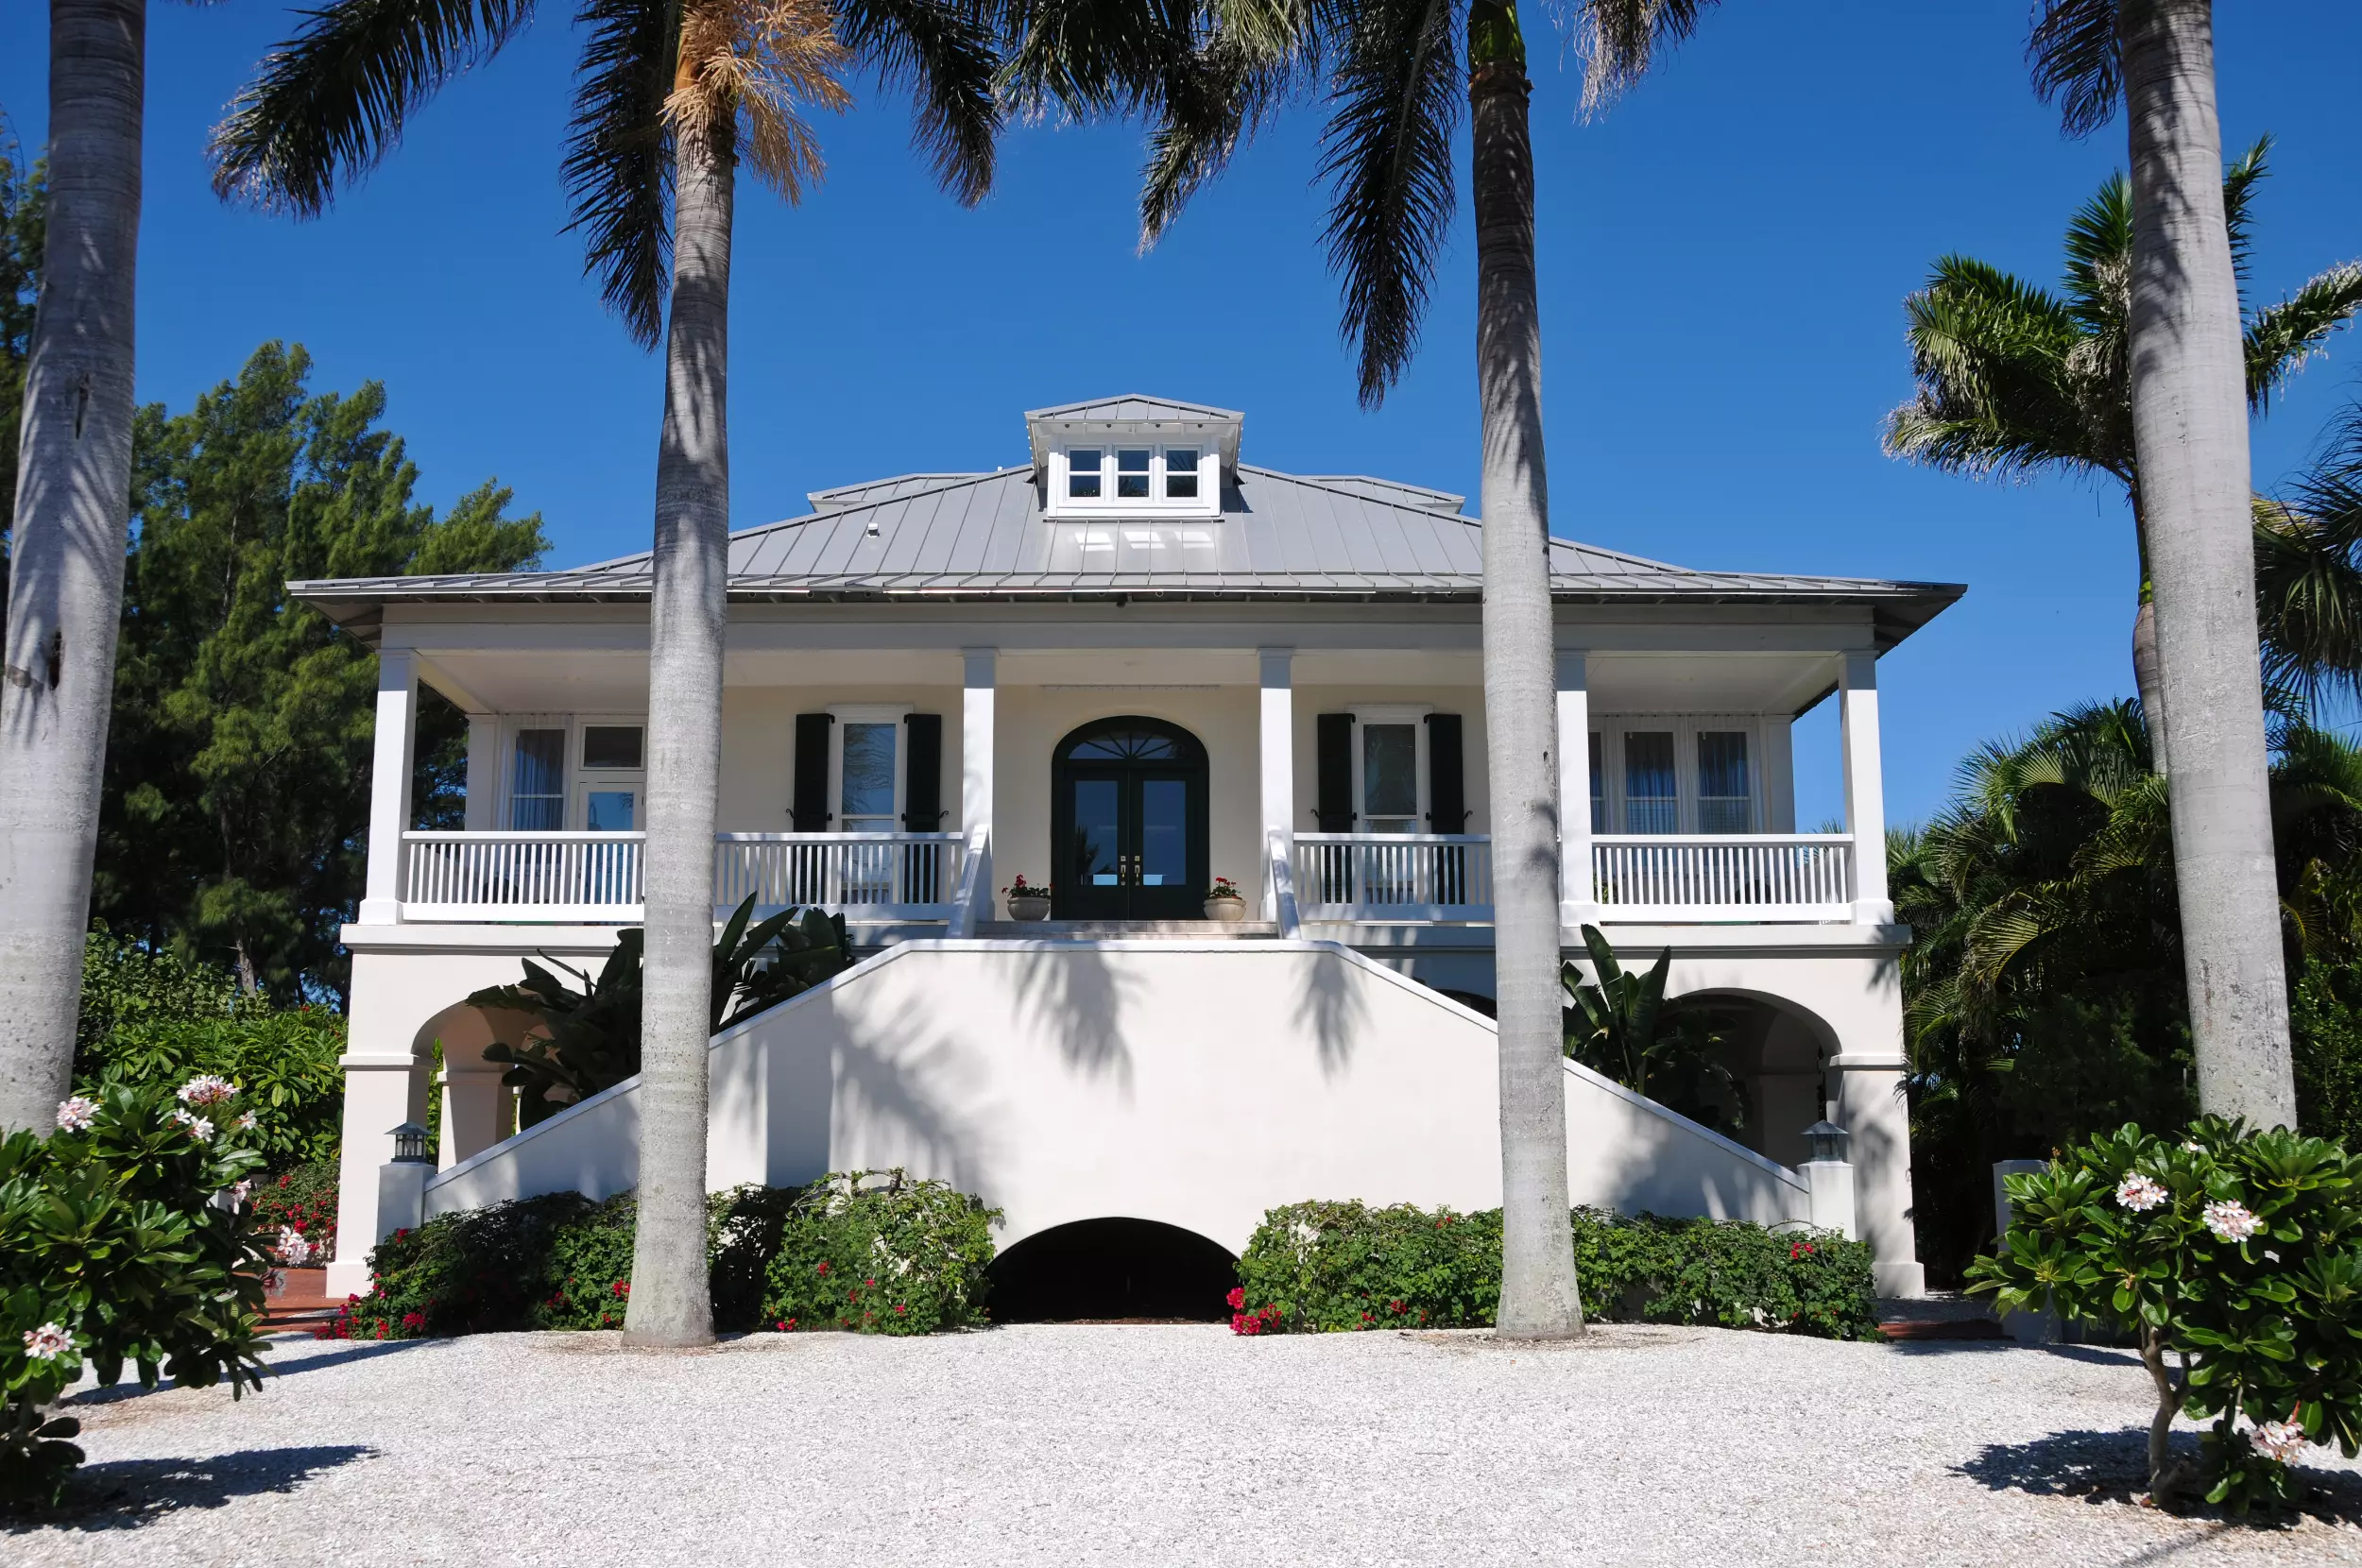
[10,1323,2360,1566]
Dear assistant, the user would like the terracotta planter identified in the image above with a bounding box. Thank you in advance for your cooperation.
[1204,895,1247,923]
[1008,895,1052,922]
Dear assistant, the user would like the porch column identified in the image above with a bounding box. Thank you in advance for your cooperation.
[1555,650,1598,926]
[962,649,995,922]
[463,713,498,831]
[1832,1045,1926,1299]
[1258,648,1294,921]
[357,649,417,924]
[1839,651,1894,925]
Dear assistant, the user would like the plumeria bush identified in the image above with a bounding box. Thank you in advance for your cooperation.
[1233,1201,1879,1339]
[1968,1117,2362,1513]
[762,1170,1001,1335]
[77,1008,347,1167]
[1,1082,274,1509]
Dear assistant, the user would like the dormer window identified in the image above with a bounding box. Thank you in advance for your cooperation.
[1051,444,1217,516]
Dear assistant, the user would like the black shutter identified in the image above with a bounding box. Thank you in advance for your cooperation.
[1426,713,1468,829]
[1314,712,1355,830]
[902,714,944,827]
[792,713,833,829]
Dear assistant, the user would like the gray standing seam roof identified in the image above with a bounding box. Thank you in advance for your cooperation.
[290,460,1963,650]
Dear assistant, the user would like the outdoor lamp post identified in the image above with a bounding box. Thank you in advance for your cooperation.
[1803,1113,1851,1167]
[390,1121,435,1163]
[379,1120,436,1244]
[1800,1104,1857,1240]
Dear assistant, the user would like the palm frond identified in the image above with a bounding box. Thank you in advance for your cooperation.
[1884,256,2102,482]
[2221,133,2269,286]
[564,0,676,348]
[2245,263,2362,414]
[671,0,853,205]
[1571,0,1716,115]
[996,0,1190,119]
[837,0,1003,206]
[212,0,538,215]
[1138,36,1296,247]
[2026,0,2119,139]
[1315,0,1458,408]
[2058,171,2129,336]
[2258,456,2362,704]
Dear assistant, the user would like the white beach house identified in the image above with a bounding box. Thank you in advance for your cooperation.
[300,395,1960,1301]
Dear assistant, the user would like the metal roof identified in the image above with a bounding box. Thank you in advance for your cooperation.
[292,458,1963,650]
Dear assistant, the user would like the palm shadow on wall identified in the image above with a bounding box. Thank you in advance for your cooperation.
[1293,946,1370,1077]
[1010,942,1141,1092]
[824,994,1001,1195]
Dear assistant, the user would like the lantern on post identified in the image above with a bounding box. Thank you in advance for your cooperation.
[389,1121,435,1164]
[1799,1102,1856,1241]
[1803,1116,1851,1167]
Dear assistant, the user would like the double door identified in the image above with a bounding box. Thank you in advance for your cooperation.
[1055,766,1205,921]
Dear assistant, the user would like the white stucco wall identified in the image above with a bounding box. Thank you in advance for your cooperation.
[422,940,1809,1260]
[722,685,964,833]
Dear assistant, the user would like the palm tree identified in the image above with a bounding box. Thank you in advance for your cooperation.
[2256,403,2362,708]
[1884,136,2362,768]
[211,0,1000,1345]
[2025,0,2296,1127]
[1005,0,1717,1338]
[0,0,147,1135]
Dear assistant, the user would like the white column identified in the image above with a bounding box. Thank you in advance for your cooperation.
[327,949,432,1297]
[1831,1049,1924,1298]
[960,650,996,929]
[463,713,498,831]
[1839,651,1893,925]
[1555,650,1598,927]
[1259,648,1294,922]
[358,650,418,924]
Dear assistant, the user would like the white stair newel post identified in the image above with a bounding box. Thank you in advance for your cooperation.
[1259,648,1294,923]
[1839,651,1893,926]
[1555,650,1597,927]
[358,650,418,924]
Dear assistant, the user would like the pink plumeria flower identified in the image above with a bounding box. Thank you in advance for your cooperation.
[2202,1200,2260,1244]
[274,1227,315,1266]
[169,1107,214,1140]
[54,1097,98,1133]
[177,1074,240,1107]
[22,1322,71,1361]
[2114,1173,2166,1213]
[2248,1419,2308,1466]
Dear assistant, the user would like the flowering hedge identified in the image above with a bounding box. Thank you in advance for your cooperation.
[248,1156,337,1263]
[1968,1117,2362,1513]
[761,1171,1001,1335]
[2,1082,275,1510]
[1233,1202,1879,1340]
[334,1174,994,1340]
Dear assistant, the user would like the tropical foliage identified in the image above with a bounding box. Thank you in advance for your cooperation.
[1560,924,1744,1135]
[760,1170,1001,1335]
[466,895,853,1125]
[1969,1118,2362,1513]
[1892,701,2362,1280]
[1231,1201,1878,1340]
[1,1082,274,1509]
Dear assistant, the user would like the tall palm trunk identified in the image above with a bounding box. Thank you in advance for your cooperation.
[623,109,732,1346]
[2120,0,2295,1125]
[0,0,145,1133]
[2130,500,2167,771]
[1470,4,1582,1339]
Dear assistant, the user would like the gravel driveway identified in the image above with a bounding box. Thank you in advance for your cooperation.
[9,1323,2359,1566]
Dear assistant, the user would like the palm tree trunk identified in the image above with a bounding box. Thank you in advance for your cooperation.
[2120,0,2296,1125]
[0,0,145,1133]
[2129,496,2168,772]
[623,110,731,1347]
[1470,24,1583,1339]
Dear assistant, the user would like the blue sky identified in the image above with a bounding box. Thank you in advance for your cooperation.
[7,3,2362,827]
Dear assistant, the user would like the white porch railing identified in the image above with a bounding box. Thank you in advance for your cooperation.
[1292,833,1495,921]
[399,831,965,923]
[1590,834,1854,922]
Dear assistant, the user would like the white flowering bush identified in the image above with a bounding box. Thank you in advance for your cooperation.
[1968,1117,2362,1514]
[2,1082,274,1510]
[762,1170,1001,1335]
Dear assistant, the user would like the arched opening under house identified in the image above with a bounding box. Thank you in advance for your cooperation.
[1665,991,1837,1169]
[988,1219,1239,1322]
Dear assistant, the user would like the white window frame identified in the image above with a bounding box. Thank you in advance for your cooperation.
[497,714,649,830]
[1047,444,1221,519]
[1348,705,1431,834]
[1589,715,1773,835]
[828,704,914,835]
[573,718,647,832]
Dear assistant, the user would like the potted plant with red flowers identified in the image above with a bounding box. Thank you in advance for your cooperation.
[1002,876,1052,922]
[1204,877,1247,923]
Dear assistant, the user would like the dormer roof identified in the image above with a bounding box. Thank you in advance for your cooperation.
[1024,394,1244,475]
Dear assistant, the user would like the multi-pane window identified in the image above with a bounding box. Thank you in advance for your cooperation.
[1623,731,1678,835]
[510,729,565,830]
[1115,448,1154,498]
[1589,732,1606,833]
[839,721,899,833]
[1067,449,1104,499]
[582,725,643,769]
[1165,448,1200,499]
[1362,724,1419,833]
[1697,732,1752,834]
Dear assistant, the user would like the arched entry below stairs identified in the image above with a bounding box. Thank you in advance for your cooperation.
[1662,988,1838,1169]
[988,1218,1238,1321]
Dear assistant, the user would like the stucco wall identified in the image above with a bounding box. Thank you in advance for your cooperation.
[423,940,1809,1257]
[723,685,965,834]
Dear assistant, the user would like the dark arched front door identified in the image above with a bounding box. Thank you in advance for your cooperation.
[1051,717,1209,921]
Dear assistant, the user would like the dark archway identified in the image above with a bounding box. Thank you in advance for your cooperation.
[1050,716,1210,920]
[988,1219,1238,1321]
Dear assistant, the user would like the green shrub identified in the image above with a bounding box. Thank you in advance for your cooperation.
[2,1082,272,1510]
[77,1009,346,1167]
[75,925,241,1062]
[1234,1202,1879,1340]
[761,1171,1001,1335]
[248,1155,339,1260]
[1969,1117,2362,1514]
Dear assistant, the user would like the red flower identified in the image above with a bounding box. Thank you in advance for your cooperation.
[864,1278,876,1287]
[816,1262,830,1275]
[895,1304,907,1314]
[1225,1287,1245,1310]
